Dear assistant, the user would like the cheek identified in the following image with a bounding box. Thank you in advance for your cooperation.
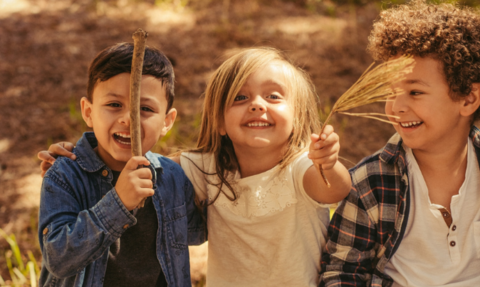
[385,102,392,114]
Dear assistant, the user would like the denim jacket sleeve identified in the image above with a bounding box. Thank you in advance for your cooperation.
[184,177,207,245]
[39,161,136,278]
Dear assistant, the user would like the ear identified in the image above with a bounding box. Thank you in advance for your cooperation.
[81,97,94,128]
[161,108,177,137]
[219,122,226,136]
[460,83,480,117]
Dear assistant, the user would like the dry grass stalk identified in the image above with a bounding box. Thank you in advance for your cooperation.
[317,56,415,187]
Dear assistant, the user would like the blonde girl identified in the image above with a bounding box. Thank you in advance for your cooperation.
[39,47,351,286]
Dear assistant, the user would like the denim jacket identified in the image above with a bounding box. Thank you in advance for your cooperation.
[38,132,206,287]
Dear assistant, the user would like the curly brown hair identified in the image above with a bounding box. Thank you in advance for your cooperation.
[367,0,480,111]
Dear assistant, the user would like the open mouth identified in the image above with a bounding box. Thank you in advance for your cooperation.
[400,121,423,128]
[247,121,272,127]
[114,132,131,145]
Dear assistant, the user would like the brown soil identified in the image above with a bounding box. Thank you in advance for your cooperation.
[0,0,396,284]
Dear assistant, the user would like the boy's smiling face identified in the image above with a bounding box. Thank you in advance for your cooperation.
[386,56,475,153]
[81,73,176,171]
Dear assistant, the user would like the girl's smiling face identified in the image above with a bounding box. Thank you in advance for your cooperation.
[386,56,471,153]
[220,61,294,156]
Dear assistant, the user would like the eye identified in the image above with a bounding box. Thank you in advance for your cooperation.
[141,106,154,112]
[234,95,248,101]
[107,102,121,108]
[410,90,423,96]
[267,94,281,100]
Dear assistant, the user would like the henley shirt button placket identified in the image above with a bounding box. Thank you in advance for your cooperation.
[450,241,456,247]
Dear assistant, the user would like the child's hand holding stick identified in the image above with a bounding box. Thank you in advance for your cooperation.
[316,56,415,187]
[130,28,148,207]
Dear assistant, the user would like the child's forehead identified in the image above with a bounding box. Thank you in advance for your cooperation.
[93,73,167,100]
[242,61,292,88]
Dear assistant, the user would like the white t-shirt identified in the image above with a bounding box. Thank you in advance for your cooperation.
[180,152,330,287]
[385,139,480,286]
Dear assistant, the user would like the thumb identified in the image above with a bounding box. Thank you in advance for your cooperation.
[124,156,150,171]
[310,133,320,143]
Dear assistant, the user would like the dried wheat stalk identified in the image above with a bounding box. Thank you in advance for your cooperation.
[317,56,415,187]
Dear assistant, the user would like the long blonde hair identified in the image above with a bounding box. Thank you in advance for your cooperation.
[189,47,321,203]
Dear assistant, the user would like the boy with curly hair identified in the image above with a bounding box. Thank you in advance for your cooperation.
[321,1,480,286]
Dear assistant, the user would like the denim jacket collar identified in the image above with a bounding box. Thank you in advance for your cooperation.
[75,132,163,173]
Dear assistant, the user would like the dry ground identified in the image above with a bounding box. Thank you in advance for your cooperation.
[0,0,399,284]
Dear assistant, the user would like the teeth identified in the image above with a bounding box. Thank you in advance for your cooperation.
[114,132,131,145]
[400,121,422,128]
[247,122,271,127]
[116,139,131,145]
[115,132,131,138]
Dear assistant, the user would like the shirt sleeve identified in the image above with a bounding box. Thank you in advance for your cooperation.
[39,163,136,278]
[320,167,379,287]
[180,152,213,202]
[293,152,330,208]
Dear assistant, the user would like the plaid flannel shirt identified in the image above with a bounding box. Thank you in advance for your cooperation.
[320,127,480,287]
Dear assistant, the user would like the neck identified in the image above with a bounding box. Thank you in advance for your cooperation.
[412,131,470,175]
[234,146,286,178]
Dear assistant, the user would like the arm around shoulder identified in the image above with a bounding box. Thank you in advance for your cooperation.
[320,174,378,286]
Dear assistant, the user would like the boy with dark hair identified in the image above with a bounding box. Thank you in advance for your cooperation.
[38,42,205,287]
[321,1,480,286]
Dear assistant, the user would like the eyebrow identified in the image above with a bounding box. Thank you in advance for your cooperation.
[263,80,286,88]
[103,92,124,98]
[405,79,431,87]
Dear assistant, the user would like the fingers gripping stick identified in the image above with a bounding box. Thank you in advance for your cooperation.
[130,29,148,208]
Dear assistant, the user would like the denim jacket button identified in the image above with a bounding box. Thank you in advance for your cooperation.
[102,170,108,177]
[123,224,129,229]
[43,228,48,235]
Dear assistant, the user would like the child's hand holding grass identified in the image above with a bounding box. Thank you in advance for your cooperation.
[308,124,340,170]
[115,156,154,211]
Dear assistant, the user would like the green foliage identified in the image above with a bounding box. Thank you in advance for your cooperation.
[0,229,40,287]
[68,98,89,136]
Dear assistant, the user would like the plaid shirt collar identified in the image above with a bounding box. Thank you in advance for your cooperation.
[378,126,480,171]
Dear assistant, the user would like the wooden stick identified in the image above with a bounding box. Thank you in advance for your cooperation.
[130,28,148,208]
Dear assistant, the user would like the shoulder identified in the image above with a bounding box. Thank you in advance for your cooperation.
[42,152,88,196]
[160,156,185,173]
[179,152,215,173]
[45,152,83,181]
[147,152,189,180]
[348,147,403,206]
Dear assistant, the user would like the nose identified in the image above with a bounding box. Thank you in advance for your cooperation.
[119,110,131,126]
[250,96,266,112]
[390,91,408,114]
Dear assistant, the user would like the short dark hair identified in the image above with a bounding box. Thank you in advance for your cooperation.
[87,42,175,111]
[368,0,480,120]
